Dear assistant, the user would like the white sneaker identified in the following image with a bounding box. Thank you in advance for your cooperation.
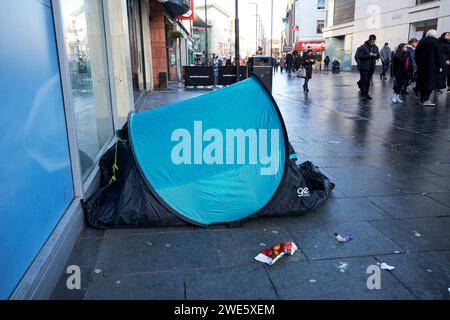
[392,94,398,103]
[396,95,404,103]
[421,100,436,106]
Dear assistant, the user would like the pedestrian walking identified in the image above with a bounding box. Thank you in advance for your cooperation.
[273,57,279,73]
[355,34,380,102]
[280,57,285,73]
[415,29,446,106]
[438,32,450,93]
[324,55,330,72]
[392,43,412,103]
[293,51,302,72]
[379,43,392,80]
[301,49,315,92]
[405,38,418,95]
[286,52,294,76]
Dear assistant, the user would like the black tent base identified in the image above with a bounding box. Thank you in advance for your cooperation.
[83,126,335,229]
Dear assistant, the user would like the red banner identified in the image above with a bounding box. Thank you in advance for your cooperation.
[295,41,325,51]
[179,0,194,20]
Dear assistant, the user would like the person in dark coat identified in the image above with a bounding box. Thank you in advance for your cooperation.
[324,55,330,72]
[391,43,412,103]
[355,34,380,102]
[415,29,446,106]
[301,49,315,92]
[293,51,302,71]
[285,52,294,76]
[437,32,450,93]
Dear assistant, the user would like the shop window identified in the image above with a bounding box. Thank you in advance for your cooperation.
[59,0,114,180]
[410,19,438,40]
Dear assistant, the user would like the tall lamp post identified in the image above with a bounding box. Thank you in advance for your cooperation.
[270,0,273,57]
[205,0,208,63]
[249,2,258,54]
[235,0,240,82]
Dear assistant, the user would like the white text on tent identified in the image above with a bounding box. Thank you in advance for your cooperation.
[171,121,280,176]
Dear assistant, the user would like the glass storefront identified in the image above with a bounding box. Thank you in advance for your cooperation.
[59,0,115,180]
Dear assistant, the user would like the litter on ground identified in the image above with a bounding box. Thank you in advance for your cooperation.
[255,242,298,265]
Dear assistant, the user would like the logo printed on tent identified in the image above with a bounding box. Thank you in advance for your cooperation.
[171,121,280,176]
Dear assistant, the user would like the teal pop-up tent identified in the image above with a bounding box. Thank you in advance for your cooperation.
[84,75,333,228]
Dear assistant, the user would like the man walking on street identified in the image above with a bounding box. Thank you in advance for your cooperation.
[355,34,380,102]
[379,42,392,80]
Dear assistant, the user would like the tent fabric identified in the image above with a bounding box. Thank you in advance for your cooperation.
[84,75,334,228]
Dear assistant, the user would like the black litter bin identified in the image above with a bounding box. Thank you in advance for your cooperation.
[248,55,273,93]
[159,72,168,90]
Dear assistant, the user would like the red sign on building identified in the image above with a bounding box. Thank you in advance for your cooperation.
[295,41,326,52]
[178,0,194,20]
[291,25,299,31]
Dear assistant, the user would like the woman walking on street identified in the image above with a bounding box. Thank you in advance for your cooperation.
[415,29,445,106]
[301,49,315,92]
[392,43,412,103]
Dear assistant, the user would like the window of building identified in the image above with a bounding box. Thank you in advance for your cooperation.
[317,20,325,34]
[416,0,438,4]
[409,19,438,40]
[317,0,326,9]
[59,0,115,180]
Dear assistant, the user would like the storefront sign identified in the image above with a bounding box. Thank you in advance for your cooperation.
[184,66,214,86]
[294,41,325,51]
[178,0,194,20]
[218,66,248,86]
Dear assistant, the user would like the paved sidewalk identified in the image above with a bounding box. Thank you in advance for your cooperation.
[52,72,450,300]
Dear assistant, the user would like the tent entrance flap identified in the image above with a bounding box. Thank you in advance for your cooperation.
[129,76,287,225]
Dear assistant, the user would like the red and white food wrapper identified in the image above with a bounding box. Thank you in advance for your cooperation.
[254,242,298,265]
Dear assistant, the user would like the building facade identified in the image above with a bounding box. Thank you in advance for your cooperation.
[0,0,191,299]
[323,0,450,70]
[293,0,327,52]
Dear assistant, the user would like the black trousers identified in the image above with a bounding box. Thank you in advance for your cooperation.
[358,68,373,97]
[381,62,390,77]
[420,89,432,102]
[393,76,405,94]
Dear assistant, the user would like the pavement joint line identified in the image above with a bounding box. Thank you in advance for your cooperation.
[371,255,420,300]
[263,264,281,299]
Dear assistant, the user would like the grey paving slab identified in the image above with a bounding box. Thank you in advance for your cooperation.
[427,192,450,208]
[381,177,449,195]
[185,265,277,300]
[51,267,92,300]
[94,232,220,274]
[420,164,450,177]
[370,217,450,252]
[66,237,103,268]
[374,251,450,300]
[281,221,404,260]
[424,176,450,191]
[209,227,305,267]
[331,178,403,197]
[368,194,450,219]
[266,257,416,300]
[291,197,392,224]
[79,227,105,240]
[84,271,185,300]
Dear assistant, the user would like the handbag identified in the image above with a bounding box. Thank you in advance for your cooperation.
[297,67,306,78]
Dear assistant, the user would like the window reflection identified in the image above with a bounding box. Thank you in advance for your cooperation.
[60,0,114,179]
